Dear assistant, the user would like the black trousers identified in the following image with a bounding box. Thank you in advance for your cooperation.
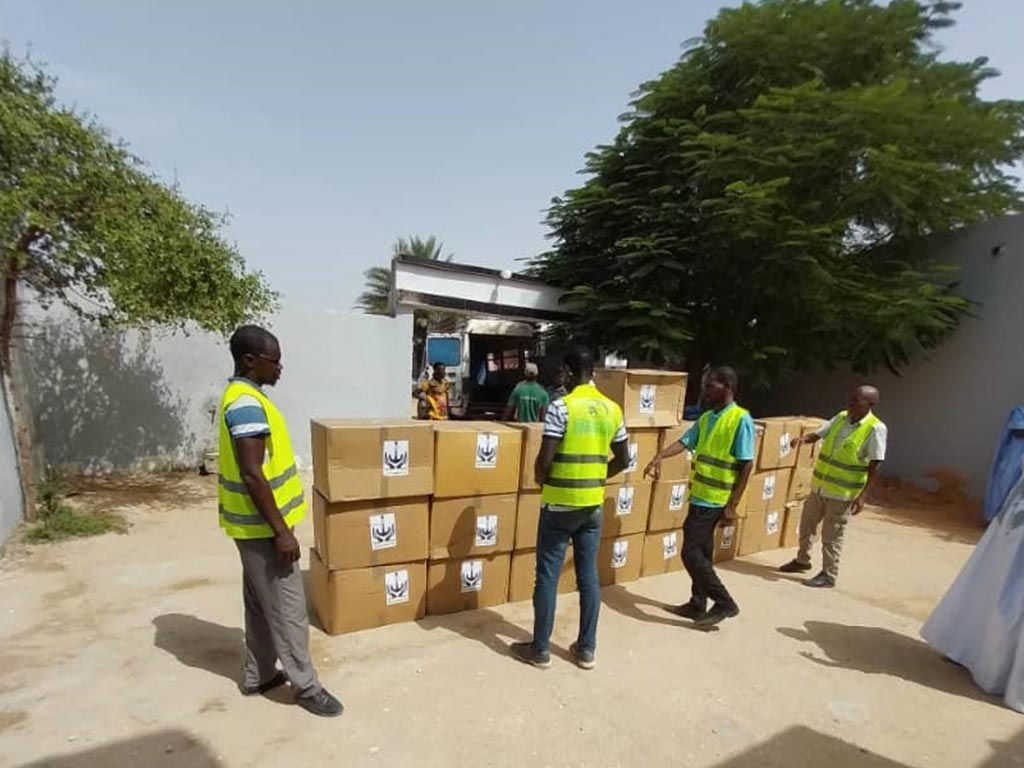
[681,504,737,611]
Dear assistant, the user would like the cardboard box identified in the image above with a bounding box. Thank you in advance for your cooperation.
[755,417,800,471]
[601,482,652,538]
[741,468,792,518]
[507,547,577,603]
[312,492,429,570]
[593,368,687,428]
[429,493,517,560]
[738,509,784,556]
[310,549,426,635]
[656,423,693,482]
[433,422,523,498]
[781,502,803,549]
[598,533,645,586]
[311,419,434,502]
[788,466,814,502]
[622,428,661,485]
[795,417,828,469]
[641,530,684,578]
[426,554,512,615]
[508,422,545,490]
[515,490,542,549]
[714,521,741,564]
[648,480,690,532]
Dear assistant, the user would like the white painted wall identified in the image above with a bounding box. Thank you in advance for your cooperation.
[755,214,1024,497]
[18,302,414,473]
[0,383,24,545]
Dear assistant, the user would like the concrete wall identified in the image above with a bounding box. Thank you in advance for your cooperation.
[755,214,1024,497]
[0,381,24,544]
[18,302,414,473]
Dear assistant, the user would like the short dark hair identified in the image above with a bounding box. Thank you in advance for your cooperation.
[708,365,739,394]
[230,325,277,362]
[563,346,595,381]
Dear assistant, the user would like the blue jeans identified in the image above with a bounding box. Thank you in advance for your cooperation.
[532,504,603,654]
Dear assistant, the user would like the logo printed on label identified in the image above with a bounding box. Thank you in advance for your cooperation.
[475,515,498,547]
[611,539,629,568]
[627,443,639,473]
[762,473,777,501]
[382,440,410,477]
[766,511,780,535]
[368,513,398,550]
[662,532,678,560]
[720,525,736,549]
[384,569,410,606]
[669,483,687,511]
[617,486,635,516]
[779,433,792,458]
[475,432,499,469]
[639,384,657,414]
[460,560,484,593]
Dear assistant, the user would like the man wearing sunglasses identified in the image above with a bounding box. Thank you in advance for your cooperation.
[217,325,343,717]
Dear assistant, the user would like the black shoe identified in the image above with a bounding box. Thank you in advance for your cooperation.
[667,603,707,621]
[569,642,596,670]
[296,688,344,717]
[804,572,836,589]
[694,603,740,628]
[779,559,812,574]
[239,671,287,697]
[510,641,551,669]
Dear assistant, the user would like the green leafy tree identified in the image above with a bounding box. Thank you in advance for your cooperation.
[534,0,1024,388]
[356,236,452,315]
[0,51,276,505]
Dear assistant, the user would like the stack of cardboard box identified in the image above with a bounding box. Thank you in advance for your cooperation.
[309,419,435,635]
[426,422,521,615]
[782,416,829,548]
[737,417,798,556]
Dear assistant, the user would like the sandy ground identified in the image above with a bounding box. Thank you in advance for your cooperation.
[0,473,1021,768]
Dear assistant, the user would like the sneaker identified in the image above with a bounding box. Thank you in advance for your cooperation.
[510,641,551,669]
[569,642,596,670]
[694,603,740,628]
[804,572,836,589]
[779,559,813,574]
[296,688,344,718]
[667,603,707,621]
[240,671,287,697]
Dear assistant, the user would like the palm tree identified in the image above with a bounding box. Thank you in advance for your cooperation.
[355,236,452,315]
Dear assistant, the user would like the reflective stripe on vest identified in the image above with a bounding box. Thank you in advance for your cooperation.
[811,411,880,500]
[689,404,749,507]
[218,380,307,539]
[541,384,623,508]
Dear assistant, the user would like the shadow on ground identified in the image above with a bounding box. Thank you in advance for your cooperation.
[152,613,242,684]
[709,726,911,767]
[777,620,1002,706]
[17,729,220,767]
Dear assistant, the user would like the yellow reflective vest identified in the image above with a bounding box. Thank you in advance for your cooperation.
[218,379,306,539]
[812,411,881,500]
[690,404,750,507]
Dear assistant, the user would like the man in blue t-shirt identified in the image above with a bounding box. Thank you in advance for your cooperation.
[645,367,754,627]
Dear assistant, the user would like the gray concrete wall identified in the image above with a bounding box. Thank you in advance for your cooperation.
[18,302,414,473]
[0,380,25,544]
[754,214,1024,498]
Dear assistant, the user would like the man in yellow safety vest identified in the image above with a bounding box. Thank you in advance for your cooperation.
[779,385,887,588]
[219,325,343,717]
[510,348,630,670]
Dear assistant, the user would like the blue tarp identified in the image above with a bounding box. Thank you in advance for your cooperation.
[983,406,1024,522]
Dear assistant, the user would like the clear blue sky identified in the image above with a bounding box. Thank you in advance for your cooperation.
[3,0,1022,309]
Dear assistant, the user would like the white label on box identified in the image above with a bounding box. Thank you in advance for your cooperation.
[762,473,777,501]
[669,483,687,511]
[368,512,398,551]
[616,486,635,516]
[475,432,499,469]
[460,560,484,593]
[475,515,498,547]
[779,433,792,458]
[382,439,410,477]
[766,511,781,535]
[662,532,679,560]
[627,443,639,473]
[384,569,410,606]
[611,540,629,568]
[639,384,657,414]
[720,525,736,549]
